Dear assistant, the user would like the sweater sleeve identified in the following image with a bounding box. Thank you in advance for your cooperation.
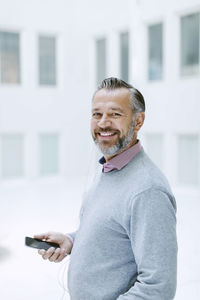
[117,188,178,300]
[66,232,76,244]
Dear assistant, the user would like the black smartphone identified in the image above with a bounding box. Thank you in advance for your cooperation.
[25,236,59,251]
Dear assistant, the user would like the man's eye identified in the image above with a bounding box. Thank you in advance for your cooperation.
[92,112,101,117]
[112,113,121,117]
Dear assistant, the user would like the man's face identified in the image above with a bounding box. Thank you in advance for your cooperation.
[91,88,136,158]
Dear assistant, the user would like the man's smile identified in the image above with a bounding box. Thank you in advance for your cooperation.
[99,132,115,136]
[95,130,119,141]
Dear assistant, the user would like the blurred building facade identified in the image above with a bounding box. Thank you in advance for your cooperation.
[0,0,200,299]
[0,0,93,184]
[0,0,199,195]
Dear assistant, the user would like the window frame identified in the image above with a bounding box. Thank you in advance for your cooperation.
[119,31,130,82]
[144,132,165,171]
[37,33,57,87]
[39,133,59,176]
[147,21,164,81]
[180,11,200,77]
[176,133,200,186]
[0,29,21,86]
[95,36,107,87]
[0,133,24,179]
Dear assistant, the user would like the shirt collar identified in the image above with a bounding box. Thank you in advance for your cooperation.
[99,140,142,173]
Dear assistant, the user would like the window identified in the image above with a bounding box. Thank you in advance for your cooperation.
[96,38,106,86]
[0,135,24,178]
[39,134,59,175]
[181,13,200,76]
[39,36,56,85]
[145,133,164,170]
[0,31,20,84]
[120,32,129,82]
[148,23,163,80]
[178,135,199,185]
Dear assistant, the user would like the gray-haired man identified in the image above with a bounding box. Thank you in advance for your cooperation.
[35,78,177,300]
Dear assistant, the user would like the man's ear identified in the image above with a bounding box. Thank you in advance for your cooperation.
[135,112,145,132]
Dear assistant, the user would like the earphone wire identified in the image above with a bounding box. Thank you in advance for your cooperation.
[57,145,98,300]
[58,256,70,300]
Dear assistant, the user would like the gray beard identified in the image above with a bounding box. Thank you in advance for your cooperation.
[94,120,135,156]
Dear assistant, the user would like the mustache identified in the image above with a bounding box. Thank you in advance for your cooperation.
[94,128,120,134]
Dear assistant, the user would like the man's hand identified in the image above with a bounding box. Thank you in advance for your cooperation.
[34,232,73,263]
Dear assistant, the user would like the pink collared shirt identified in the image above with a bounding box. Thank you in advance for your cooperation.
[99,140,142,173]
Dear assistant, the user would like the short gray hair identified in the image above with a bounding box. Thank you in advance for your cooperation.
[94,77,145,113]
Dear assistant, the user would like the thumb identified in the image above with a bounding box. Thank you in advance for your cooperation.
[33,233,49,240]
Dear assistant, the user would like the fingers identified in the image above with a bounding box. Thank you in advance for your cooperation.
[38,249,45,256]
[54,248,67,263]
[34,233,48,240]
[38,247,67,263]
[38,247,55,260]
[49,248,66,262]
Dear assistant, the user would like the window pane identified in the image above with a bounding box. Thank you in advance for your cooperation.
[39,134,59,175]
[181,13,199,75]
[178,135,199,185]
[39,36,56,85]
[0,31,20,84]
[1,135,24,178]
[120,32,129,82]
[148,23,163,80]
[96,38,106,86]
[145,133,164,170]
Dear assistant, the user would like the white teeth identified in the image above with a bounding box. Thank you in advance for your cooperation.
[99,132,114,136]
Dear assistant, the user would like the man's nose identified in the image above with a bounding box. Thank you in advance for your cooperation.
[97,115,111,128]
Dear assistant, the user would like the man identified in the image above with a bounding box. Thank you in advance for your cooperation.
[35,77,177,300]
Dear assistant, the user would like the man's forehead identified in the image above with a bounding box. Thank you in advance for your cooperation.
[94,87,130,99]
[92,88,131,108]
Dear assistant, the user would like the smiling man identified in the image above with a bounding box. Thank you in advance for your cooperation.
[91,85,144,159]
[35,78,177,300]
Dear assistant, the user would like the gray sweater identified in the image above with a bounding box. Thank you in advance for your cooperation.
[68,149,177,300]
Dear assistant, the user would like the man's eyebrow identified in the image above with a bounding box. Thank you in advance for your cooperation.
[110,107,125,113]
[92,108,101,112]
[92,107,125,113]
